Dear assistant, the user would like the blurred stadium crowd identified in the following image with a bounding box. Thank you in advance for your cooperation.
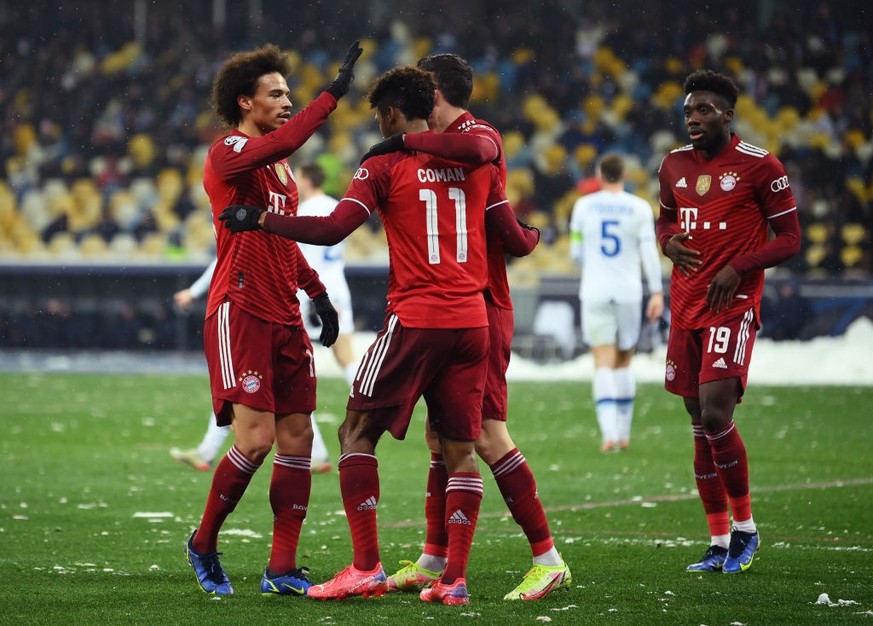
[0,0,870,280]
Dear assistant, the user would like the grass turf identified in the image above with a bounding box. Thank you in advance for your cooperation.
[1,373,871,624]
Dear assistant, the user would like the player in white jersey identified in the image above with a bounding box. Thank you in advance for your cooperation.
[569,154,664,452]
[295,162,359,389]
[169,259,232,470]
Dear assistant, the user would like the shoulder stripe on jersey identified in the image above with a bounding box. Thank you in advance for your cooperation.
[342,197,373,216]
[485,199,509,212]
[670,144,694,154]
[768,206,797,219]
[659,202,677,211]
[736,142,769,158]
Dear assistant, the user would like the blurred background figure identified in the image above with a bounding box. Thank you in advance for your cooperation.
[569,153,663,452]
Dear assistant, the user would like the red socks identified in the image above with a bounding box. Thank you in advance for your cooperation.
[194,445,260,553]
[491,448,554,556]
[338,453,381,571]
[707,421,752,523]
[441,473,483,584]
[423,453,449,557]
[267,454,312,573]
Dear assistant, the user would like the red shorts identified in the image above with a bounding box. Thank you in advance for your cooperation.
[348,313,489,441]
[482,302,513,422]
[204,301,316,425]
[665,307,759,400]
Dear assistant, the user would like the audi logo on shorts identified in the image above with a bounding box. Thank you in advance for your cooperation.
[770,175,790,192]
[353,167,369,181]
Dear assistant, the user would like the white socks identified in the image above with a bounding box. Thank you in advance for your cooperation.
[593,368,619,445]
[197,413,230,464]
[310,413,330,463]
[615,367,636,443]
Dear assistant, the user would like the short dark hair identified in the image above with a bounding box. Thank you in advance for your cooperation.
[298,162,325,189]
[212,44,290,128]
[417,53,473,109]
[598,153,624,183]
[367,66,436,121]
[683,69,739,109]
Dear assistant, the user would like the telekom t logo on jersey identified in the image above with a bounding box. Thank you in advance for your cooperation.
[679,207,727,232]
[268,191,288,215]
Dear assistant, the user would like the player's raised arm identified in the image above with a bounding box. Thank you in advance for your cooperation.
[360,131,500,165]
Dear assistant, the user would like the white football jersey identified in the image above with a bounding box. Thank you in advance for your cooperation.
[295,193,355,337]
[296,193,347,289]
[569,189,662,303]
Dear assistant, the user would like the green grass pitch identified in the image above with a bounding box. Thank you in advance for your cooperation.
[1,373,871,624]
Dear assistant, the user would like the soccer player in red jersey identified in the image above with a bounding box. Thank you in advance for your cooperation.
[358,53,571,601]
[220,65,539,605]
[656,70,801,574]
[185,41,362,597]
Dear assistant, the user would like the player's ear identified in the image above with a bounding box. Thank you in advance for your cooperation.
[237,94,253,112]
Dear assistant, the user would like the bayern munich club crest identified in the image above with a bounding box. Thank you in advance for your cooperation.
[665,360,677,382]
[719,171,740,191]
[239,370,263,393]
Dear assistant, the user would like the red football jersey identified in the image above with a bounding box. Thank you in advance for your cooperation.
[658,134,798,329]
[344,147,507,328]
[203,92,336,325]
[444,112,515,310]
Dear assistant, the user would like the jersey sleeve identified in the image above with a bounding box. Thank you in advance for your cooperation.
[756,154,797,218]
[263,199,369,245]
[727,154,801,274]
[188,258,217,299]
[403,131,499,164]
[638,207,664,293]
[208,92,337,179]
[656,155,681,253]
[569,198,585,265]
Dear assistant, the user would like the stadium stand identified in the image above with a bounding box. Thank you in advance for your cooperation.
[0,0,870,350]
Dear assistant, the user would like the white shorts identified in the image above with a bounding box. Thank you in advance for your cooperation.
[298,276,355,340]
[581,300,641,351]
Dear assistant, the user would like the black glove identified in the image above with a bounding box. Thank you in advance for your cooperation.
[219,205,263,232]
[360,133,405,164]
[312,292,339,348]
[326,40,363,100]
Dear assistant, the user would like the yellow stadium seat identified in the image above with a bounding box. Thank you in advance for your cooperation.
[840,223,867,246]
[804,223,829,244]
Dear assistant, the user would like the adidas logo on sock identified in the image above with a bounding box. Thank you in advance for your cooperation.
[448,509,471,525]
[357,495,377,511]
[712,357,728,369]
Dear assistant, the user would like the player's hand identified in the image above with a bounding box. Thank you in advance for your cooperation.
[706,266,741,314]
[360,133,405,164]
[645,292,665,321]
[219,205,264,232]
[173,289,194,311]
[312,292,339,348]
[326,40,363,100]
[664,232,702,276]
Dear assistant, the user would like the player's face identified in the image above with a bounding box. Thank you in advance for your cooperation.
[242,72,292,134]
[683,91,733,154]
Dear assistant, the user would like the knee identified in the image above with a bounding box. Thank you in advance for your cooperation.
[699,408,732,433]
[238,436,275,464]
[474,425,514,465]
